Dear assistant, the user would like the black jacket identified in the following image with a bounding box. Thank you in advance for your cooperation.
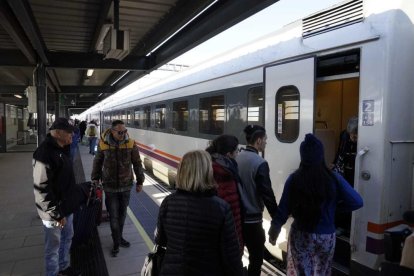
[155,189,243,276]
[33,134,84,221]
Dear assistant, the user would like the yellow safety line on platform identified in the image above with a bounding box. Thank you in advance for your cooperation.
[127,207,154,250]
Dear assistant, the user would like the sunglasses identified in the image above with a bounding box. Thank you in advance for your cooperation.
[112,129,127,135]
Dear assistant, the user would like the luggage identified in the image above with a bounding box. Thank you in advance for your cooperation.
[72,182,103,246]
[141,245,166,276]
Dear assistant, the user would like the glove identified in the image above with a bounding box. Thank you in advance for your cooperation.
[268,225,280,246]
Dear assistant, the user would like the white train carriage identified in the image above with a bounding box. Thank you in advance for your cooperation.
[81,0,414,274]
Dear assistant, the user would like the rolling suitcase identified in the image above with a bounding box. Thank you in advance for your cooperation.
[72,182,102,246]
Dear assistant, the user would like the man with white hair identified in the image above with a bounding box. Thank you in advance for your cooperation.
[33,117,83,276]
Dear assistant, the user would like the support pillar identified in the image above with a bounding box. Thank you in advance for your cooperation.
[54,93,59,118]
[35,63,47,145]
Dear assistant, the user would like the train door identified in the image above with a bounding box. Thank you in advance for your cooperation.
[264,57,315,259]
[315,77,359,273]
[264,56,315,203]
[265,51,360,273]
[314,50,360,273]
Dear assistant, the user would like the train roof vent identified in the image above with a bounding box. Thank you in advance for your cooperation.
[302,0,363,38]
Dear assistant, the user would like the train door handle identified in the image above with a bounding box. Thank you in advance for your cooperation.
[361,170,371,180]
[350,146,369,252]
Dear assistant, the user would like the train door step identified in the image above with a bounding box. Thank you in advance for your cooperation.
[332,261,350,276]
[333,234,351,273]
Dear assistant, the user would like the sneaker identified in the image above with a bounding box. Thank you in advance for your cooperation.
[58,266,81,276]
[111,246,119,257]
[120,237,130,248]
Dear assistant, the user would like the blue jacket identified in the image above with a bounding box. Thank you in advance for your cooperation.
[272,172,363,234]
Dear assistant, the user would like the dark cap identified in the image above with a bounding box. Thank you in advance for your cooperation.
[49,117,74,132]
[300,133,324,165]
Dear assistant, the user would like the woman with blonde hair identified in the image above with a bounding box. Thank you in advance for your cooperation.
[155,150,243,276]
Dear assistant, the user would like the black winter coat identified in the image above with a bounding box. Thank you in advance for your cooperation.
[33,134,85,220]
[155,189,243,276]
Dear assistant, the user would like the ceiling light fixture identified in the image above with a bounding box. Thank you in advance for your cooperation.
[111,71,129,86]
[14,94,22,99]
[87,69,94,77]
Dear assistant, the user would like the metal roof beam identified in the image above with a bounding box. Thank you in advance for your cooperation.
[6,0,48,64]
[0,85,27,93]
[153,0,279,64]
[78,0,112,85]
[103,0,212,88]
[47,51,151,71]
[111,0,279,91]
[0,0,36,64]
[0,50,33,66]
[65,103,97,108]
[6,0,63,94]
[47,70,61,93]
[60,86,113,94]
[131,0,213,57]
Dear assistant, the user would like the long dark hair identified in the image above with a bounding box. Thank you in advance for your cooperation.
[288,162,337,231]
[206,135,239,155]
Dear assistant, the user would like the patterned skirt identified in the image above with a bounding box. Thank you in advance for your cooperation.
[286,227,336,276]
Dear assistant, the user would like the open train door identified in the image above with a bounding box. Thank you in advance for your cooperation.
[263,57,315,258]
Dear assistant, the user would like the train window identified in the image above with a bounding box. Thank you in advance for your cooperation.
[104,113,111,124]
[126,110,132,125]
[155,104,166,129]
[247,86,264,126]
[173,100,188,131]
[121,111,127,122]
[199,95,225,135]
[275,85,300,143]
[134,108,142,128]
[144,106,151,128]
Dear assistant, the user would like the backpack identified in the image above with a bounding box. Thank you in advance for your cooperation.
[89,125,96,137]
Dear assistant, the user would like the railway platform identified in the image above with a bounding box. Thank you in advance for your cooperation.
[0,141,282,276]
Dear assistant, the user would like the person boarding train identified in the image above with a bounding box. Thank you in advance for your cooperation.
[269,134,363,275]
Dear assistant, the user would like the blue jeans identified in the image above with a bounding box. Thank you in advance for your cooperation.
[105,191,131,248]
[43,214,74,276]
[70,144,78,162]
[88,137,97,154]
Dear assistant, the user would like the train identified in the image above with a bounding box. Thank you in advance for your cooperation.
[81,0,414,274]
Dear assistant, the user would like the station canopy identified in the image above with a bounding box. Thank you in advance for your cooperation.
[0,0,278,115]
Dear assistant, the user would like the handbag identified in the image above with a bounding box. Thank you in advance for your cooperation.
[141,245,166,276]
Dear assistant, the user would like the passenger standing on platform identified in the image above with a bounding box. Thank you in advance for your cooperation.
[33,117,83,276]
[235,125,278,276]
[155,150,243,275]
[91,120,145,257]
[206,134,244,255]
[69,119,80,162]
[268,134,363,276]
[86,120,98,155]
[78,120,87,144]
